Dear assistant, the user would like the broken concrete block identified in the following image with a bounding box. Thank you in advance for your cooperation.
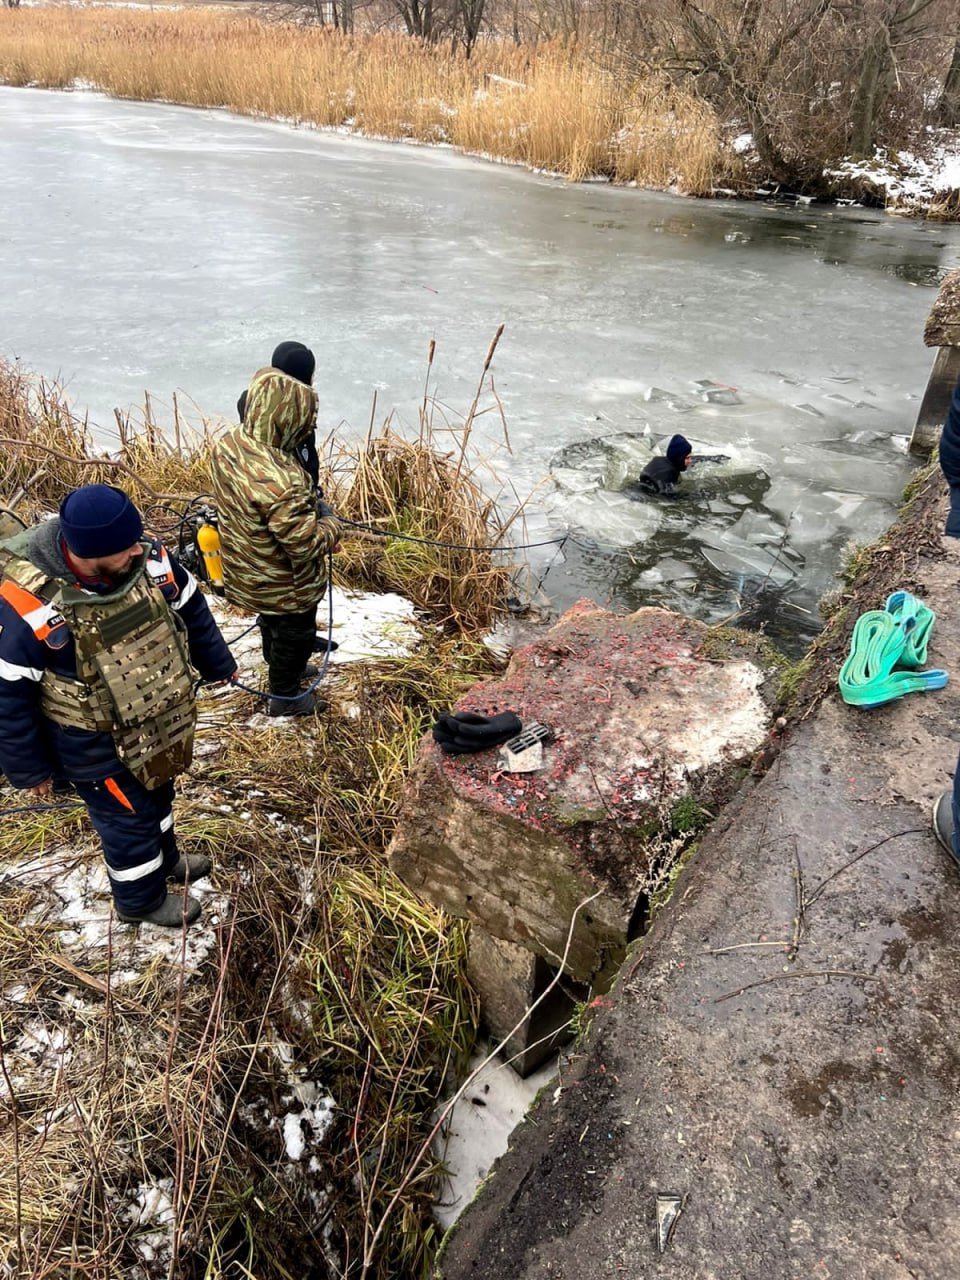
[467,927,585,1076]
[390,602,779,1003]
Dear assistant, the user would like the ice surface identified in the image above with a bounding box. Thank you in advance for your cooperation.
[0,86,955,646]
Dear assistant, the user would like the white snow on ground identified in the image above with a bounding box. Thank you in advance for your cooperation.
[205,586,422,727]
[281,1080,336,1161]
[208,586,420,676]
[732,127,960,206]
[434,1047,558,1230]
[265,1035,336,1161]
[126,1178,176,1265]
[3,844,226,970]
[827,136,960,202]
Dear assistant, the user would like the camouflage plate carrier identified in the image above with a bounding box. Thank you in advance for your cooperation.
[0,528,197,790]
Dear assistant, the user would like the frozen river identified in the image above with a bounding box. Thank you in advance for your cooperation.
[3,85,960,648]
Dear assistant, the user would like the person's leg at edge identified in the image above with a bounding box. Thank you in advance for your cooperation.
[946,482,960,538]
[73,768,174,916]
[156,779,212,883]
[264,607,319,696]
[259,614,273,664]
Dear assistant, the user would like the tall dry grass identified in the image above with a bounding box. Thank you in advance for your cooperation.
[0,8,722,193]
[0,350,517,634]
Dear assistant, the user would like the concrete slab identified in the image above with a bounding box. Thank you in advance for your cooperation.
[436,473,960,1279]
[391,603,779,990]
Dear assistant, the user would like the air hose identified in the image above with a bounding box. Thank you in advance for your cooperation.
[838,591,948,709]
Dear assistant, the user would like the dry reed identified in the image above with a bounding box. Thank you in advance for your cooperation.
[0,8,723,193]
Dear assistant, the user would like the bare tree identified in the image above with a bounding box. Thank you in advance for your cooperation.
[457,0,486,52]
[619,0,839,183]
[614,0,959,184]
[938,5,960,123]
[266,0,367,29]
[842,0,945,155]
[392,0,437,37]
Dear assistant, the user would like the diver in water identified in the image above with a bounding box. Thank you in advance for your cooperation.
[627,432,731,499]
[633,434,693,497]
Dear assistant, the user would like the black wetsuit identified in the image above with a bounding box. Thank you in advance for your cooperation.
[634,455,683,496]
[626,453,729,499]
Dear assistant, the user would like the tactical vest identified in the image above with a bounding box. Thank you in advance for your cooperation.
[0,531,197,790]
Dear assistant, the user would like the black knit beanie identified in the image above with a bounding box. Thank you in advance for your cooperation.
[271,341,316,386]
[59,485,144,558]
[666,434,692,468]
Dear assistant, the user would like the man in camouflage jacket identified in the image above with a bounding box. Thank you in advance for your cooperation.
[210,367,340,716]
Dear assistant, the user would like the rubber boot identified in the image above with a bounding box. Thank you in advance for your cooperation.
[267,689,328,718]
[169,852,212,883]
[932,792,960,867]
[312,637,339,654]
[116,891,202,927]
[299,663,320,680]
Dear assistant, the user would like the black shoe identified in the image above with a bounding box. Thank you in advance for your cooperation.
[169,852,212,883]
[117,892,201,927]
[267,690,328,718]
[312,637,339,654]
[299,663,320,680]
[933,792,960,866]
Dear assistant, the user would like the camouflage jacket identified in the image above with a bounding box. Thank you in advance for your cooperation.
[210,368,340,614]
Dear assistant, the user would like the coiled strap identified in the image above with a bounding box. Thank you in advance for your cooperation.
[838,591,948,708]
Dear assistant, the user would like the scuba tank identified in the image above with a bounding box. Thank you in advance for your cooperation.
[196,520,225,594]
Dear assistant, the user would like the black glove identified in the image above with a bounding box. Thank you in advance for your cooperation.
[316,499,336,520]
[432,711,522,755]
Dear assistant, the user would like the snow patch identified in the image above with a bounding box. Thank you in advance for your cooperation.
[278,1076,336,1161]
[126,1178,175,1265]
[434,1048,557,1229]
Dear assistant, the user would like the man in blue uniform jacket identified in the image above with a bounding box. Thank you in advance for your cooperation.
[934,375,960,869]
[0,485,236,928]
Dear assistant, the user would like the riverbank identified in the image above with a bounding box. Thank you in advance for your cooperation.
[1,7,959,214]
[436,463,960,1277]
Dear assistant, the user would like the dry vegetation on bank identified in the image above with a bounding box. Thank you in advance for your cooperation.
[0,357,521,1279]
[0,8,723,191]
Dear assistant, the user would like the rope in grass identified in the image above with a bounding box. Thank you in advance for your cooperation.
[334,515,567,554]
[838,590,948,709]
[0,800,84,817]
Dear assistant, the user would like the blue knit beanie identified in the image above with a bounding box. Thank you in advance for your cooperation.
[59,485,144,558]
[666,434,692,468]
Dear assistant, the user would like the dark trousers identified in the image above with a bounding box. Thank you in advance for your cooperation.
[73,771,178,914]
[259,607,317,696]
[945,481,960,537]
